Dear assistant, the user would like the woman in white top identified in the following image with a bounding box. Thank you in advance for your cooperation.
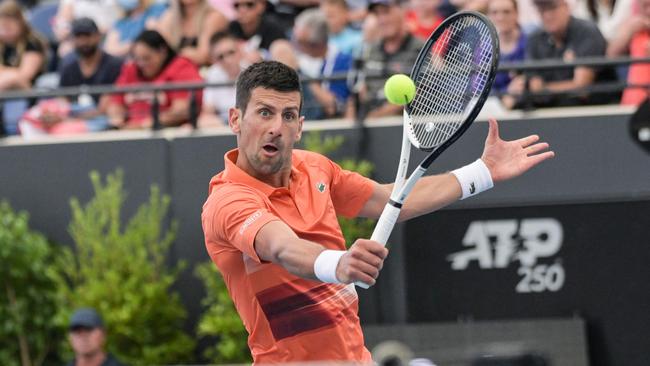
[573,0,634,40]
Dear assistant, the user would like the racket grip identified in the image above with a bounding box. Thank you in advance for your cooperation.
[369,203,402,246]
[355,203,402,289]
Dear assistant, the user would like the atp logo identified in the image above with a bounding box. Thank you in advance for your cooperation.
[447,218,565,293]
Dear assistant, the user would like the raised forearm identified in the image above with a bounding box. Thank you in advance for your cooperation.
[397,173,462,221]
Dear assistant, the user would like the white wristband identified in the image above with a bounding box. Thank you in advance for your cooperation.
[314,250,345,284]
[451,159,494,200]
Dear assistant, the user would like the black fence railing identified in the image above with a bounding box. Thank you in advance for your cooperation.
[1,56,648,130]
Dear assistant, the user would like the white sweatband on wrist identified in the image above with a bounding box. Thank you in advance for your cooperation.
[451,159,494,200]
[314,250,345,284]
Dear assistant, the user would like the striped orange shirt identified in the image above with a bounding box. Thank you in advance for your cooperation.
[202,149,375,364]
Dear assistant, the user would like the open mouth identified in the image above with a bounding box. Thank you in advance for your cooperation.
[262,143,279,154]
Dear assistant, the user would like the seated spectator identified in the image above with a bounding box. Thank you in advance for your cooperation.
[507,0,618,109]
[573,0,633,41]
[0,0,47,136]
[487,0,527,100]
[360,0,423,119]
[406,0,444,40]
[228,0,289,64]
[104,0,167,58]
[154,0,228,66]
[607,0,650,106]
[107,30,203,129]
[320,0,363,57]
[199,31,247,127]
[19,18,124,136]
[67,308,125,366]
[53,0,121,58]
[292,8,354,119]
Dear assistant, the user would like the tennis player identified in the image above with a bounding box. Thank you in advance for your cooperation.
[201,61,554,364]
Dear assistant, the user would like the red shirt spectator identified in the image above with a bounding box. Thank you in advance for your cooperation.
[108,30,203,129]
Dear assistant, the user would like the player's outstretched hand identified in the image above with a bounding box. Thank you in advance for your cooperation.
[336,239,388,285]
[481,118,555,183]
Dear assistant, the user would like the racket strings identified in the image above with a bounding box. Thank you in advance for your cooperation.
[408,15,494,150]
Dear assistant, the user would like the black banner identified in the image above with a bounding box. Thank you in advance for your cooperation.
[404,201,650,366]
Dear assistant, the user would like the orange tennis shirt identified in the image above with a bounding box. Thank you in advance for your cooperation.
[202,148,375,364]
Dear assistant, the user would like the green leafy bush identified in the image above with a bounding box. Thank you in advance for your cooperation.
[195,262,250,364]
[0,201,63,366]
[54,170,195,365]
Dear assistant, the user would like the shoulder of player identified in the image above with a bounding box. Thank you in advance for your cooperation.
[204,180,268,213]
[292,149,334,168]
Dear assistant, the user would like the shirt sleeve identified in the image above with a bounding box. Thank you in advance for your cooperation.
[110,63,131,105]
[328,159,375,218]
[168,59,203,102]
[202,184,280,263]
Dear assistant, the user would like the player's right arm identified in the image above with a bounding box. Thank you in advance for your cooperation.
[254,220,388,286]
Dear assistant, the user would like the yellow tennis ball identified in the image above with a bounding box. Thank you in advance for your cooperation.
[384,74,416,106]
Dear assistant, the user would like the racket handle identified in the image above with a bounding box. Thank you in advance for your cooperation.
[370,203,402,246]
[355,203,402,289]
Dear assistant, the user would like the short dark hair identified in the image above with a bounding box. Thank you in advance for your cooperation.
[235,61,302,113]
[134,30,176,68]
[209,31,236,48]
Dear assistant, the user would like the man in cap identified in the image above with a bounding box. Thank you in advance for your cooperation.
[58,17,123,131]
[67,308,125,366]
[505,0,618,108]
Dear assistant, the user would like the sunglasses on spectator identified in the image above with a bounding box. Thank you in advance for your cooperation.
[233,1,256,10]
[215,49,236,61]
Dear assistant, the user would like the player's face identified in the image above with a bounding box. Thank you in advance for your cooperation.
[230,88,303,183]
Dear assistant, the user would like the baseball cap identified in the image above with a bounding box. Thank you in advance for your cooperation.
[71,17,99,36]
[69,308,104,330]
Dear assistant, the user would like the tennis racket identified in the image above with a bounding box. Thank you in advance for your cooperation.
[356,11,500,288]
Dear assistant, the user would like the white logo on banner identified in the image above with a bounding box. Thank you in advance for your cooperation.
[447,218,565,293]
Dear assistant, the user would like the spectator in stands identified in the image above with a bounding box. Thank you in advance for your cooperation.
[406,0,444,40]
[347,0,370,29]
[107,30,203,129]
[573,0,633,41]
[359,0,423,119]
[320,0,363,57]
[488,0,527,104]
[0,0,47,136]
[67,308,125,366]
[229,0,289,64]
[155,0,228,66]
[506,0,617,108]
[104,0,167,58]
[292,8,353,119]
[53,0,121,58]
[608,0,650,106]
[199,31,247,127]
[19,17,124,136]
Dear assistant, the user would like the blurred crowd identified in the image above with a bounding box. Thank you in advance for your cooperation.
[0,0,649,137]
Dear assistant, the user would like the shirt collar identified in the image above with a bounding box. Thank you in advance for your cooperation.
[221,148,303,197]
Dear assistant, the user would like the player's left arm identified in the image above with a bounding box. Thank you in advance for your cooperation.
[358,119,554,221]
